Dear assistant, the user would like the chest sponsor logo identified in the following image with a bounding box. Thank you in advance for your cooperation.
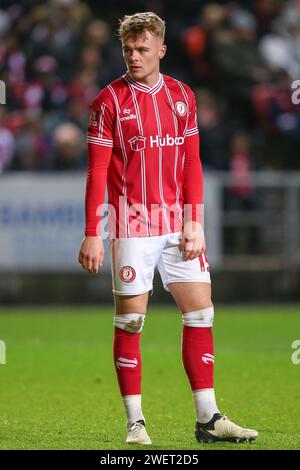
[128,134,185,150]
[128,136,147,151]
[150,134,184,148]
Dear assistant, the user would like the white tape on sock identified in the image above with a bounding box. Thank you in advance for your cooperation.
[114,313,145,333]
[182,307,214,328]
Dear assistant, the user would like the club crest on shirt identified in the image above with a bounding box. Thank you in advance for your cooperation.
[88,109,100,127]
[120,266,136,283]
[175,101,187,117]
[128,135,147,151]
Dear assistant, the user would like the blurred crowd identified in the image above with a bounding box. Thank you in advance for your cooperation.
[0,0,300,175]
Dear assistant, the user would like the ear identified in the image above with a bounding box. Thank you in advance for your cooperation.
[159,44,167,59]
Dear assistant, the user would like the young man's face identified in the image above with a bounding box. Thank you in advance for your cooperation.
[122,30,166,85]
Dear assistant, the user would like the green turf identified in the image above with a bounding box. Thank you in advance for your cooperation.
[0,305,300,450]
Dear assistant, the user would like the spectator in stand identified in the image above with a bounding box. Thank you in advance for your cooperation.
[212,7,266,127]
[0,109,15,173]
[252,69,300,169]
[225,131,261,254]
[180,4,225,88]
[195,88,229,170]
[51,122,85,170]
[259,0,300,80]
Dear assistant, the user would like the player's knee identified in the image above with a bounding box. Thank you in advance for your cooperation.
[182,306,214,327]
[114,313,145,333]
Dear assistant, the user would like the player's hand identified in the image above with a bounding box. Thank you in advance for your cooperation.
[179,221,206,261]
[78,237,104,274]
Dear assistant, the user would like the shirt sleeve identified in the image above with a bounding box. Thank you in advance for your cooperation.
[185,88,199,138]
[183,89,203,224]
[85,90,115,237]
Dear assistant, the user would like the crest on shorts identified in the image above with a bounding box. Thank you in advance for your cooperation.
[120,265,136,283]
[88,109,100,127]
[175,101,187,117]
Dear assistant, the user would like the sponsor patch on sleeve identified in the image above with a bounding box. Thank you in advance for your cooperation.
[88,108,100,127]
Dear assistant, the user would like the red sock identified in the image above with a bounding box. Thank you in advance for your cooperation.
[113,327,142,396]
[182,326,214,390]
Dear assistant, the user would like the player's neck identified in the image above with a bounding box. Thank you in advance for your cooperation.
[128,71,161,88]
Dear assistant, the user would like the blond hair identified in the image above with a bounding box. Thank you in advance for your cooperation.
[118,12,165,42]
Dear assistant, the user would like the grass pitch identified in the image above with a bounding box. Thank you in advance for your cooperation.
[0,305,299,450]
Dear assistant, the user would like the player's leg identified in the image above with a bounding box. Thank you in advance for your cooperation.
[114,292,149,314]
[157,237,219,425]
[109,236,162,445]
[168,281,258,443]
[168,281,219,424]
[113,292,151,444]
[158,234,258,443]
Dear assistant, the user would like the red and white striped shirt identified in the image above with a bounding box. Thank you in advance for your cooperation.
[85,72,203,238]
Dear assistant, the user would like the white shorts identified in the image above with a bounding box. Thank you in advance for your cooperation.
[109,232,211,296]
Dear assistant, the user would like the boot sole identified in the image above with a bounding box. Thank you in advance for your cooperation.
[195,430,257,444]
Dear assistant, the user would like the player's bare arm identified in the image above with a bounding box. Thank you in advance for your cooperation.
[78,237,104,274]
